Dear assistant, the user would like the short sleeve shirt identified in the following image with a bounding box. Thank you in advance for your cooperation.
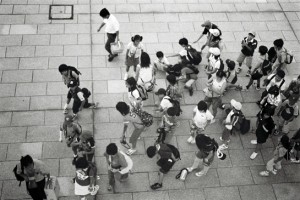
[276,48,287,64]
[225,110,239,130]
[103,14,119,34]
[241,37,258,56]
[208,55,221,72]
[128,89,140,105]
[160,97,173,111]
[257,117,275,134]
[202,24,219,35]
[123,111,144,128]
[281,100,299,117]
[16,159,49,182]
[127,42,144,58]
[266,74,286,91]
[193,107,214,129]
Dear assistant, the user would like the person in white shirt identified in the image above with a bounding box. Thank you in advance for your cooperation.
[135,52,155,91]
[154,51,170,72]
[167,38,192,65]
[187,101,214,144]
[154,88,173,117]
[206,47,221,79]
[98,8,120,62]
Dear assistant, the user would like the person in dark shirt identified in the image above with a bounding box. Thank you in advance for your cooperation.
[236,31,258,76]
[250,109,275,160]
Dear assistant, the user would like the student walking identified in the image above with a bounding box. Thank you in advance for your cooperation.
[58,64,81,86]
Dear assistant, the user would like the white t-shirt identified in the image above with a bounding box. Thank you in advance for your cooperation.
[179,48,189,60]
[160,96,173,111]
[208,54,221,72]
[266,74,286,91]
[155,56,170,65]
[211,78,226,96]
[103,14,119,34]
[128,89,140,106]
[193,107,214,129]
[137,64,153,83]
[266,94,281,106]
[127,42,144,58]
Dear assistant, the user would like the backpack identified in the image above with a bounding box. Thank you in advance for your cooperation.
[131,107,153,127]
[195,134,219,152]
[165,97,182,116]
[261,59,272,76]
[166,144,181,160]
[186,46,202,65]
[284,48,294,64]
[166,64,182,77]
[263,74,285,89]
[81,88,91,98]
[187,65,199,74]
[232,110,251,134]
[13,160,25,186]
[281,104,297,121]
[133,85,148,101]
[68,66,81,84]
[140,78,155,92]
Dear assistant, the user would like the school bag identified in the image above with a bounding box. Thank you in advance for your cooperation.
[133,85,148,101]
[263,74,285,89]
[186,46,202,65]
[131,107,153,127]
[196,134,219,152]
[284,48,294,64]
[81,88,91,98]
[231,110,251,135]
[13,158,25,186]
[281,103,298,121]
[164,96,182,116]
[166,64,182,77]
[166,144,181,160]
[68,66,81,84]
[261,59,272,76]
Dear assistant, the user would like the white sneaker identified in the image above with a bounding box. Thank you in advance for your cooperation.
[219,144,228,150]
[187,136,194,143]
[259,171,269,177]
[251,140,257,145]
[191,138,196,144]
[250,152,258,160]
[195,171,206,177]
[187,167,193,172]
[124,73,128,80]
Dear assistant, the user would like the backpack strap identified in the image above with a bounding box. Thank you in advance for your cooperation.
[279,79,285,90]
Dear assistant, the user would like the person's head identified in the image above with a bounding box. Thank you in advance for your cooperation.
[280,135,290,150]
[64,114,74,126]
[262,108,275,118]
[273,39,284,50]
[116,101,130,116]
[195,134,217,152]
[179,38,188,47]
[156,51,164,60]
[166,74,177,85]
[209,47,221,58]
[106,143,118,156]
[99,8,110,19]
[201,20,212,29]
[268,85,280,97]
[75,157,89,169]
[146,145,157,158]
[230,99,242,111]
[20,155,34,169]
[131,35,143,46]
[155,88,166,100]
[197,101,208,112]
[140,52,151,68]
[67,79,78,89]
[248,31,256,40]
[166,107,177,117]
[226,59,235,70]
[288,95,298,106]
[275,69,285,82]
[215,70,226,82]
[125,77,137,90]
[58,64,68,75]
[258,45,268,56]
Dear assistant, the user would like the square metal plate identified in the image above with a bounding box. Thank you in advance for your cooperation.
[49,5,74,20]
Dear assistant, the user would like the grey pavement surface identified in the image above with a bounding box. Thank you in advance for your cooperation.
[0,0,300,199]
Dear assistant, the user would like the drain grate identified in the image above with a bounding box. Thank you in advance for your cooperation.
[49,5,74,20]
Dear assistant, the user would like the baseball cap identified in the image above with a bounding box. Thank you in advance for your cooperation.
[155,88,166,96]
[209,47,221,56]
[67,80,78,88]
[226,59,236,69]
[201,20,212,27]
[209,29,220,37]
[64,114,73,123]
[230,99,242,110]
[248,31,256,37]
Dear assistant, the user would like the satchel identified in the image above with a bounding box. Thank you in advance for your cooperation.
[111,41,124,54]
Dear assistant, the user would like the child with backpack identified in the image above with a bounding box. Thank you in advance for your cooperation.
[146,143,180,190]
[154,51,170,72]
[126,77,145,108]
[178,62,199,96]
[154,88,178,116]
[159,107,180,144]
[64,80,98,118]
[58,64,81,86]
[243,45,270,91]
[224,59,242,91]
[250,109,275,160]
[259,135,290,177]
[282,75,300,101]
[259,85,282,116]
[271,38,293,72]
[187,134,220,177]
[219,99,243,150]
[236,31,258,76]
[188,101,214,144]
[116,102,145,155]
[76,131,96,163]
[205,47,223,79]
[166,74,182,101]
[124,34,144,80]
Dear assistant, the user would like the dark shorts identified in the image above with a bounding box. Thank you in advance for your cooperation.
[72,98,91,114]
[157,158,175,174]
[26,178,46,200]
[256,129,269,144]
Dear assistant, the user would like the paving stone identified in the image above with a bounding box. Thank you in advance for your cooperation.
[7,142,43,160]
[217,167,254,186]
[65,45,91,56]
[184,168,220,189]
[188,4,213,12]
[65,24,90,34]
[250,165,287,184]
[178,13,204,22]
[227,13,252,21]
[27,125,59,142]
[36,45,63,57]
[23,35,50,47]
[258,2,281,11]
[2,70,32,83]
[28,0,53,4]
[133,191,170,200]
[283,164,300,182]
[116,4,140,13]
[272,183,300,200]
[50,34,78,45]
[114,172,149,193]
[0,15,25,24]
[1,180,30,199]
[6,46,35,58]
[98,193,133,200]
[93,68,121,80]
[282,30,298,41]
[212,22,243,32]
[46,82,68,96]
[49,56,77,69]
[94,93,124,108]
[16,82,46,96]
[57,177,76,197]
[0,5,13,14]
[143,22,169,33]
[203,13,229,22]
[19,57,48,70]
[107,80,127,93]
[169,189,205,200]
[0,47,5,57]
[0,25,10,35]
[0,112,12,127]
[0,83,16,97]
[108,107,125,122]
[0,144,8,161]
[78,34,91,45]
[94,123,124,140]
[169,22,194,32]
[25,14,50,24]
[0,35,22,46]
[204,186,241,200]
[33,69,61,82]
[38,24,65,34]
[242,22,268,31]
[212,3,236,12]
[235,3,259,11]
[146,43,174,54]
[13,5,39,14]
[0,127,26,143]
[267,21,292,31]
[42,158,59,177]
[11,111,44,126]
[165,4,190,13]
[10,24,37,35]
[229,149,265,167]
[0,97,30,111]
[59,158,75,177]
[43,142,74,159]
[239,184,276,200]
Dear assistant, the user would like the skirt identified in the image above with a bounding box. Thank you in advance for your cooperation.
[75,181,89,196]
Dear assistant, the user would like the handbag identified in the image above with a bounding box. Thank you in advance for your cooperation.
[203,87,213,98]
[111,41,124,54]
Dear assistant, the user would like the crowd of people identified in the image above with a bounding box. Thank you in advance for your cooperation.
[12,8,300,200]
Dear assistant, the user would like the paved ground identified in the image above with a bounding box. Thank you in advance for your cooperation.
[0,0,300,199]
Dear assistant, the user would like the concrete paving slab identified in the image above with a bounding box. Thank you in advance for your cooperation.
[272,183,300,200]
[204,186,241,200]
[12,111,44,126]
[27,125,60,142]
[0,144,8,161]
[7,142,43,160]
[217,166,254,186]
[1,180,31,199]
[239,184,277,200]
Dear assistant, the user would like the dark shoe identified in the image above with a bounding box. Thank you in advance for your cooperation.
[108,54,114,62]
[189,87,194,96]
[151,183,162,190]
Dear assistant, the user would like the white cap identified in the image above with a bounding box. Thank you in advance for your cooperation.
[209,47,221,56]
[209,29,220,37]
[230,99,242,110]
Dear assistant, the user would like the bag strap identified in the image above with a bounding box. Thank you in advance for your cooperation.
[279,79,285,90]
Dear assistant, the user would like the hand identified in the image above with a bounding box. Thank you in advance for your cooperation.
[88,185,94,192]
[110,168,119,173]
[193,41,197,44]
[97,27,101,32]
[59,137,62,142]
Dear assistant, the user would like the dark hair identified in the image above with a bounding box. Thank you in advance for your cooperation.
[166,74,177,85]
[106,143,118,155]
[140,52,151,68]
[20,155,33,167]
[268,85,280,97]
[280,135,290,150]
[75,157,89,169]
[258,45,268,55]
[298,75,300,80]
[116,101,130,116]
[197,101,208,111]
[214,55,220,60]
[167,107,177,117]
[216,70,226,79]
[273,39,284,48]
[126,77,137,91]
[263,107,275,116]
[179,38,188,46]
[99,8,110,18]
[276,69,285,79]
[146,146,157,158]
[58,64,68,73]
[156,51,164,58]
[131,35,143,42]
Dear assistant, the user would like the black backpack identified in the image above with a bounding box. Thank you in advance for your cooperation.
[13,160,25,186]
[231,110,251,135]
[166,64,182,77]
[261,59,272,76]
[186,46,202,65]
[68,66,82,76]
[68,66,81,85]
[166,144,181,160]
[219,59,225,71]
[165,97,182,116]
[81,88,91,98]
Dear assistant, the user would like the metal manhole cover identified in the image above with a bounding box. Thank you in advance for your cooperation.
[49,5,74,20]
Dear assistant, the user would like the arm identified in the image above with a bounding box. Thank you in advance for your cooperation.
[167,53,180,58]
[97,22,105,32]
[116,30,119,41]
[135,65,140,80]
[194,33,205,43]
[79,99,86,111]
[122,123,128,137]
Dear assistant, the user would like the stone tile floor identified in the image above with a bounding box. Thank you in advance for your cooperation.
[0,0,300,199]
